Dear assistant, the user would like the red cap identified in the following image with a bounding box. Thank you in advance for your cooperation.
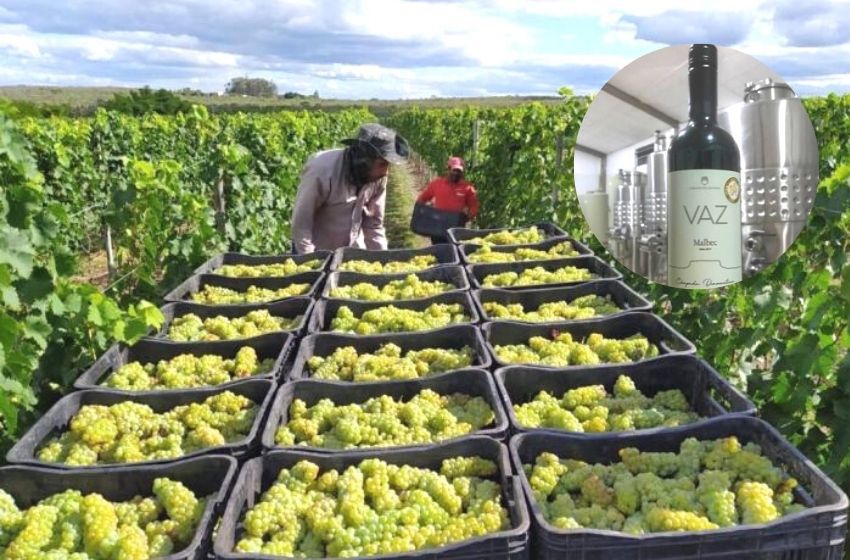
[447,156,464,171]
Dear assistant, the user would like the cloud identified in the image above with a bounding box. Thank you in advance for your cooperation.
[772,0,850,47]
[620,10,756,45]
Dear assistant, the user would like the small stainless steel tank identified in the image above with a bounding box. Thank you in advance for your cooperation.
[719,78,819,276]
[640,131,669,282]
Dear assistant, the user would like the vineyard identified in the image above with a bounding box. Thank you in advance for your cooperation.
[1,93,849,557]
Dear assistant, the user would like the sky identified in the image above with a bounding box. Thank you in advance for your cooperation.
[1,0,850,99]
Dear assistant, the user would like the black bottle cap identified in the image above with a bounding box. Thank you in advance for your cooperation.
[689,44,717,70]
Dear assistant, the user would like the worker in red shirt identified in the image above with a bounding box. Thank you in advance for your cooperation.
[416,156,479,244]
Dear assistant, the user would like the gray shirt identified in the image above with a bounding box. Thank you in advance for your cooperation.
[290,148,388,253]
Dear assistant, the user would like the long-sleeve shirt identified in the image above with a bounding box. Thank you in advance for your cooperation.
[291,148,388,253]
[417,177,479,218]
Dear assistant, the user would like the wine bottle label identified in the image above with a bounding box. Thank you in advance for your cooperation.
[667,169,742,289]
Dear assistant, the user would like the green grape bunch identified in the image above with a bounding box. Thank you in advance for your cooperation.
[36,392,258,466]
[103,347,275,391]
[464,227,545,246]
[307,343,474,382]
[189,283,310,305]
[513,374,700,433]
[330,304,471,335]
[339,255,439,274]
[467,241,579,264]
[495,331,659,366]
[481,265,595,288]
[0,479,206,559]
[167,310,297,342]
[274,389,494,449]
[484,295,620,322]
[216,258,323,278]
[329,274,455,301]
[232,456,508,556]
[523,436,803,534]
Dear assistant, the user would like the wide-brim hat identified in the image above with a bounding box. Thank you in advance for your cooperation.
[342,123,410,164]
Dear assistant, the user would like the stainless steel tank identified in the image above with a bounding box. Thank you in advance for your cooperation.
[639,131,669,282]
[610,169,642,270]
[719,78,819,276]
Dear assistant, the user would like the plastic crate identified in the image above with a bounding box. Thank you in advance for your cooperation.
[509,417,849,560]
[0,454,237,560]
[460,236,593,264]
[192,251,333,277]
[482,312,696,370]
[322,265,470,302]
[330,244,460,272]
[213,437,530,559]
[495,354,756,437]
[74,333,293,393]
[410,201,468,237]
[467,256,622,291]
[307,291,481,334]
[473,280,652,324]
[287,325,493,382]
[162,271,324,304]
[261,369,508,453]
[153,298,315,342]
[6,379,276,469]
[448,222,568,246]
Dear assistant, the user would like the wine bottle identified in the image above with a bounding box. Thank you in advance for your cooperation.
[667,44,742,289]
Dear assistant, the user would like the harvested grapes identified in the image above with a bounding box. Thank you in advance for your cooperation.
[232,456,508,556]
[330,304,470,335]
[524,436,804,533]
[484,295,620,322]
[482,265,595,288]
[513,375,699,432]
[274,389,494,449]
[339,254,438,274]
[36,391,258,466]
[189,283,309,304]
[329,274,454,301]
[307,343,474,382]
[166,310,297,341]
[103,347,275,390]
[468,241,579,263]
[0,479,206,558]
[216,258,322,278]
[494,332,659,366]
[464,227,544,246]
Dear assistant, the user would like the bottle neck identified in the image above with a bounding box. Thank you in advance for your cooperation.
[688,64,717,126]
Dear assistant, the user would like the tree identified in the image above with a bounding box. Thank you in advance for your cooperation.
[101,87,192,115]
[225,77,278,97]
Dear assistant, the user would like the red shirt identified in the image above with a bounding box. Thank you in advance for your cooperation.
[417,177,479,218]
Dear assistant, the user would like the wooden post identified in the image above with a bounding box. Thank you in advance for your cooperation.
[104,224,116,280]
[553,134,565,205]
[472,120,481,167]
[214,175,227,237]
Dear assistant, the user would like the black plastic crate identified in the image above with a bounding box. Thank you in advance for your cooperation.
[482,312,696,370]
[322,265,470,302]
[460,237,593,264]
[509,417,849,560]
[74,333,293,394]
[495,354,756,437]
[448,222,568,246]
[308,291,481,334]
[214,437,530,559]
[467,256,622,291]
[163,272,324,305]
[261,369,508,453]
[6,379,276,469]
[331,244,460,272]
[411,201,468,237]
[288,325,493,382]
[0,454,237,560]
[154,298,315,342]
[193,250,333,277]
[474,280,652,324]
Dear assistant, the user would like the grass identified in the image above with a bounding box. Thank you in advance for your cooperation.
[384,163,424,249]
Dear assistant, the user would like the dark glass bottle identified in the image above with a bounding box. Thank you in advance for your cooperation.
[667,44,742,289]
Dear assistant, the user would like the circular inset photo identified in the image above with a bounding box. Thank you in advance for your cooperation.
[574,44,818,290]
